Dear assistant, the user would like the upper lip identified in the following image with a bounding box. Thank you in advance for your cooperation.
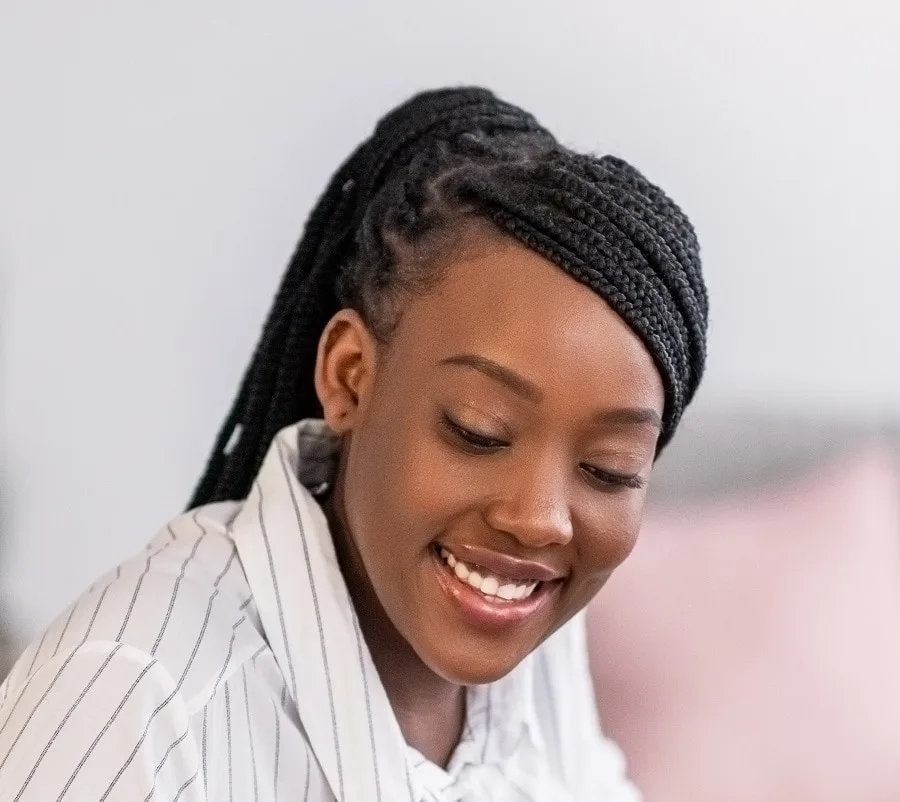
[438,542,566,583]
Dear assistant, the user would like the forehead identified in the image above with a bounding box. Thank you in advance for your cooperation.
[390,236,664,409]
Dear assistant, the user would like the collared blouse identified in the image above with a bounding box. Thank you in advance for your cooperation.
[0,420,640,801]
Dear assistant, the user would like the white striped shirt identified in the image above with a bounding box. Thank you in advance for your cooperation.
[0,420,640,801]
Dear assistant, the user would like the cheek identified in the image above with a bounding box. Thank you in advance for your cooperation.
[345,416,452,556]
[382,430,482,547]
[574,492,647,582]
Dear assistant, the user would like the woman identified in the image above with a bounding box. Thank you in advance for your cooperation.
[0,87,706,800]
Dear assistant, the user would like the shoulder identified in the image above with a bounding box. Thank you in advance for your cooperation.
[2,501,265,716]
[0,639,205,800]
[0,502,277,800]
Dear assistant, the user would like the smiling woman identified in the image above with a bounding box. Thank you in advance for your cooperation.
[316,238,667,698]
[0,87,707,801]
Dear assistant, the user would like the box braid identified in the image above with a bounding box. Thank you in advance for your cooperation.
[189,87,707,508]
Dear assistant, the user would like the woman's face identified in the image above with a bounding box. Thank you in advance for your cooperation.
[316,234,665,685]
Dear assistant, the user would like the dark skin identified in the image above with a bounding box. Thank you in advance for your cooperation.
[314,232,665,767]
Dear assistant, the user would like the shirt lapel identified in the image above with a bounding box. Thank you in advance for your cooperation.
[229,421,414,802]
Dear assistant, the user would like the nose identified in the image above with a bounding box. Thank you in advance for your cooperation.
[481,457,574,549]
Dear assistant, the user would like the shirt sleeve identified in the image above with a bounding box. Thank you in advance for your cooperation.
[535,612,643,802]
[0,640,205,802]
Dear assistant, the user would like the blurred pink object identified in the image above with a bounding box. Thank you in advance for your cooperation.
[588,444,900,802]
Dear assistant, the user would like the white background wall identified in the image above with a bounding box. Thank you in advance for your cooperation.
[1,0,898,652]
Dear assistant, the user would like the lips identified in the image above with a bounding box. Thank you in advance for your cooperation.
[437,542,566,583]
[428,542,564,631]
[437,545,539,601]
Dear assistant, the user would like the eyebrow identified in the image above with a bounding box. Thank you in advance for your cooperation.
[592,407,662,431]
[439,353,662,430]
[439,353,543,403]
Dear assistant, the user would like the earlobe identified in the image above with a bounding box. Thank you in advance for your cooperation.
[314,309,375,434]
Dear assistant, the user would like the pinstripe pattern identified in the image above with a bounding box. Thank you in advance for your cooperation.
[6,644,124,798]
[0,645,85,758]
[98,683,181,799]
[200,706,208,792]
[241,668,259,801]
[482,687,492,763]
[77,570,117,646]
[224,684,233,802]
[22,631,49,682]
[54,658,158,800]
[274,438,345,800]
[271,696,280,799]
[95,526,228,801]
[50,604,79,660]
[149,526,207,655]
[0,420,641,801]
[172,768,200,801]
[350,614,382,802]
[303,738,312,801]
[404,754,416,801]
[142,727,191,802]
[117,542,174,642]
[254,480,298,701]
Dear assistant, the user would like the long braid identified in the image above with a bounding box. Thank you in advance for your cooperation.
[189,156,361,506]
[189,87,708,507]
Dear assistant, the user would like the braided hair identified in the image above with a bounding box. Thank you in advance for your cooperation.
[189,87,708,508]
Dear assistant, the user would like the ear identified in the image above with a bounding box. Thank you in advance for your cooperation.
[314,309,378,434]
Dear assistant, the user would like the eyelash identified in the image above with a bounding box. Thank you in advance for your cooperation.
[441,414,508,452]
[580,464,647,491]
[440,413,647,491]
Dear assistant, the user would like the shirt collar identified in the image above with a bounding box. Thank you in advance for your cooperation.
[228,419,543,801]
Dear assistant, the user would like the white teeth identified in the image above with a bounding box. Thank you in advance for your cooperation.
[438,547,539,602]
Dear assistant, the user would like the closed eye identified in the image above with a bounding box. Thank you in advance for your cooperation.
[441,413,648,491]
[580,464,647,491]
[440,414,508,452]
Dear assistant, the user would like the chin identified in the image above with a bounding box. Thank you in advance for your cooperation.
[422,642,528,686]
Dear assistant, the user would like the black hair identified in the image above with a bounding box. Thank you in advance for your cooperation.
[189,87,708,508]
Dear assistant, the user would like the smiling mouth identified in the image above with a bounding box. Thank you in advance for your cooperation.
[432,544,543,603]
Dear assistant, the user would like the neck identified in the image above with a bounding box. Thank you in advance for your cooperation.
[322,482,466,768]
[358,598,467,767]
